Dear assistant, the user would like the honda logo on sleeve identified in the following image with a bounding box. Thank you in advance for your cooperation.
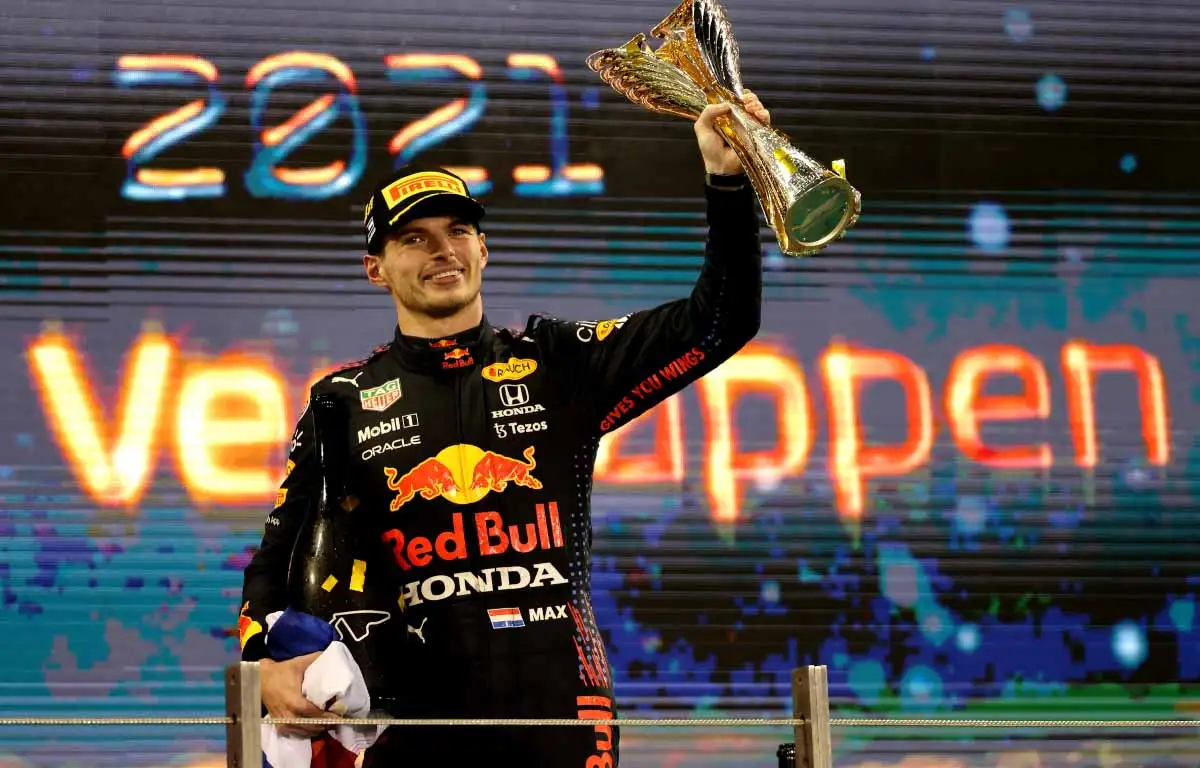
[499,383,529,407]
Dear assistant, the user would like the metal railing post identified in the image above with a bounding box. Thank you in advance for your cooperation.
[225,661,262,768]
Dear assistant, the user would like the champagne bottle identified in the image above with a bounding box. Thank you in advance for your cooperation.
[776,743,796,768]
[287,392,401,695]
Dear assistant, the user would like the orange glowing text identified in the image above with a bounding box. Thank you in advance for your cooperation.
[945,345,1052,470]
[1062,341,1170,468]
[820,343,934,520]
[26,330,1173,520]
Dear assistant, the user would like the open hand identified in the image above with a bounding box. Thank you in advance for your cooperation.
[693,90,771,176]
[260,653,341,737]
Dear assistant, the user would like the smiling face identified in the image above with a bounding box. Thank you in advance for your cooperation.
[364,214,488,323]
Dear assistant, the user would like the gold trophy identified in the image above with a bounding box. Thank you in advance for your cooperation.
[586,0,861,257]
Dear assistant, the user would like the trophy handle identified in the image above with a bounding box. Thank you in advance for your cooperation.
[649,0,743,103]
[585,35,710,121]
[650,0,694,40]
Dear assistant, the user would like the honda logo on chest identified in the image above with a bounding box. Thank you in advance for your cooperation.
[499,383,529,407]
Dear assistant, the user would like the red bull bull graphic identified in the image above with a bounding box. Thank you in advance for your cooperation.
[471,445,542,493]
[383,457,459,511]
[237,601,262,649]
[382,502,564,571]
[383,444,541,511]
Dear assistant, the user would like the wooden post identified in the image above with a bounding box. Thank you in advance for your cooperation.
[225,662,262,768]
[792,665,832,768]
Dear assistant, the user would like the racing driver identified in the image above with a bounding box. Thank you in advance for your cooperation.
[239,92,771,766]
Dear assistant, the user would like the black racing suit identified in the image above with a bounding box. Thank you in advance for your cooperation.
[238,175,763,766]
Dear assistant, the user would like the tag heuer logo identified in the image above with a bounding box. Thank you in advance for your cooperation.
[360,378,402,412]
[482,358,537,382]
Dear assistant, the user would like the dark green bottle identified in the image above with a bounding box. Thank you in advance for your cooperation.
[287,392,401,696]
[777,743,796,768]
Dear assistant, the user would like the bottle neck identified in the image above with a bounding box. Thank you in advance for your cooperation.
[310,393,352,507]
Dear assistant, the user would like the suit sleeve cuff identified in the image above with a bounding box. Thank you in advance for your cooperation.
[705,171,750,190]
[704,176,761,256]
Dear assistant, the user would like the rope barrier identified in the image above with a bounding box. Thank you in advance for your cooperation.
[6,666,1195,768]
[833,719,1200,729]
[2,716,1199,729]
[0,718,232,727]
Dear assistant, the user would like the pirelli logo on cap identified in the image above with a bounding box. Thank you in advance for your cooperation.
[382,172,468,210]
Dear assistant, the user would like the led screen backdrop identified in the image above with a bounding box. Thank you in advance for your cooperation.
[1,0,1198,765]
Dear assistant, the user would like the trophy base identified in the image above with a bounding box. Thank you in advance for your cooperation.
[781,176,860,257]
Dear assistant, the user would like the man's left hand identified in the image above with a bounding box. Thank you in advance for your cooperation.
[694,90,771,176]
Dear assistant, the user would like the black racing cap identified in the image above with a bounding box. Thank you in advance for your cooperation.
[362,165,486,255]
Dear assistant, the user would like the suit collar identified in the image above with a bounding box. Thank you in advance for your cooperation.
[390,317,493,373]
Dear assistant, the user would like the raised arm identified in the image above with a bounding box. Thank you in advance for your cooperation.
[533,95,770,434]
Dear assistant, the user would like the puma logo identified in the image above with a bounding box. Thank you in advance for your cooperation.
[408,616,428,644]
[332,372,365,387]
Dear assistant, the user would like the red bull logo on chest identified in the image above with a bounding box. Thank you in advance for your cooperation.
[382,502,570,606]
[381,501,565,572]
[383,444,541,511]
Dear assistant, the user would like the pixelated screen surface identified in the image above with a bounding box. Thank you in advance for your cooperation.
[1,0,1198,765]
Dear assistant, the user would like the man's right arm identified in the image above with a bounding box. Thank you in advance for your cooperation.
[238,396,319,661]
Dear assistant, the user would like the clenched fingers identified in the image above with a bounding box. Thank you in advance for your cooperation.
[741,89,770,125]
[275,698,340,737]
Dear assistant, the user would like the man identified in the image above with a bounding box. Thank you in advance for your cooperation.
[239,92,770,766]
